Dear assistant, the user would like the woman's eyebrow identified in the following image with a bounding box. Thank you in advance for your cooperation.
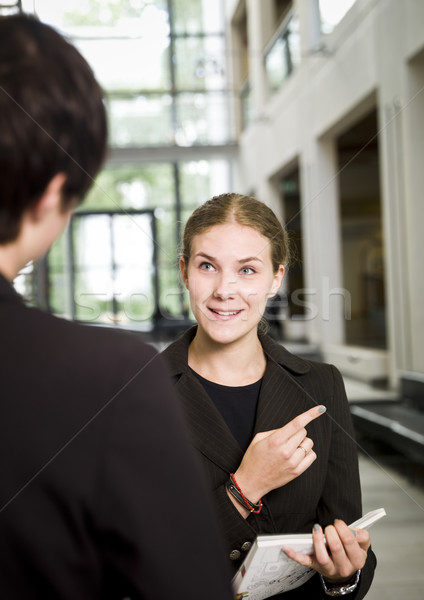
[193,252,264,264]
[238,256,264,264]
[194,252,216,261]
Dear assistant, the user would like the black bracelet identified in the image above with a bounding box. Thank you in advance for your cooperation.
[226,475,263,513]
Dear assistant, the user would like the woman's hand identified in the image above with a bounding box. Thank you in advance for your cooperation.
[231,405,326,505]
[282,520,370,583]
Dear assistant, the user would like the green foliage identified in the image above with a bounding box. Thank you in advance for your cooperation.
[63,0,167,28]
[80,163,175,211]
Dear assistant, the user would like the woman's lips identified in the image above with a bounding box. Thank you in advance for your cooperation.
[208,308,242,319]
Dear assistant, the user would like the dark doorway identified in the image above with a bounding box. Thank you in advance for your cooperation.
[337,109,386,348]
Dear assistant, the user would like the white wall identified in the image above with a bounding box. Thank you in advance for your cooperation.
[229,0,424,385]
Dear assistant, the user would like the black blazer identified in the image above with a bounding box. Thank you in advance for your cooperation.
[0,275,233,600]
[163,326,377,599]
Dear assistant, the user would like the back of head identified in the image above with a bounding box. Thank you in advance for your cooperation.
[0,14,107,243]
[181,192,290,272]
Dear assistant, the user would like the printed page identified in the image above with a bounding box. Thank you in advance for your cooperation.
[233,537,314,600]
[233,508,386,600]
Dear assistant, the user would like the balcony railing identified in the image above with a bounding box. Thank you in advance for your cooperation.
[264,12,300,95]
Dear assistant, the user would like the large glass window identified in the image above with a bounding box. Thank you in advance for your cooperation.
[108,95,174,147]
[75,37,171,92]
[46,159,230,327]
[16,0,233,330]
[25,0,231,148]
[173,35,226,91]
[172,0,224,35]
[71,212,156,326]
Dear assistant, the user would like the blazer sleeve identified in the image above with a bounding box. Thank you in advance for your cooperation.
[314,365,376,599]
[258,364,377,600]
[92,347,234,600]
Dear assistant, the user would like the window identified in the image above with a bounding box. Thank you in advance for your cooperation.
[26,0,232,148]
[46,159,231,327]
[17,0,234,330]
[264,12,300,95]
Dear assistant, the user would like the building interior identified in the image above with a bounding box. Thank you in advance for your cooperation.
[2,0,424,597]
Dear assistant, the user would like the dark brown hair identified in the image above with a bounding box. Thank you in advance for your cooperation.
[181,193,290,272]
[0,14,107,243]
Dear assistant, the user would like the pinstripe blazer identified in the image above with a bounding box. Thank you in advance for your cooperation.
[162,326,377,599]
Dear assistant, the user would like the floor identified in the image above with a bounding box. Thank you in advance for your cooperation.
[358,451,424,599]
[340,372,424,597]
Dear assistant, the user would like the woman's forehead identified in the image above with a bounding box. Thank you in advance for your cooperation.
[191,223,272,260]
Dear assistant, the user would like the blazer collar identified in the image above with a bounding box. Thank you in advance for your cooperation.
[0,272,24,304]
[164,326,311,377]
[163,326,312,473]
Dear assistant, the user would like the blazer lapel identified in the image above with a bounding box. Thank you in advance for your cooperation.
[163,326,313,472]
[254,357,310,435]
[175,372,244,473]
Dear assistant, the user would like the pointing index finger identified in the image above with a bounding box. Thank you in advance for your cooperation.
[292,405,327,431]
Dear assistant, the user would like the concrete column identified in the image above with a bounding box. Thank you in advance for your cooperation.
[301,138,345,347]
[375,0,416,384]
[295,0,321,56]
[381,53,424,379]
[246,0,273,118]
[378,98,412,384]
[403,57,424,374]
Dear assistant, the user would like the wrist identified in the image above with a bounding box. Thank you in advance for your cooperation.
[231,470,262,504]
[320,570,361,596]
[226,474,263,514]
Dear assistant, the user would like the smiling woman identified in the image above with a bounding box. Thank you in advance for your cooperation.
[162,193,377,599]
[179,221,285,360]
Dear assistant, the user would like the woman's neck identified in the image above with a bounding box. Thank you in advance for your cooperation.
[188,329,266,386]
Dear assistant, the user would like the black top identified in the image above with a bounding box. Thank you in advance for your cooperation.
[190,368,262,451]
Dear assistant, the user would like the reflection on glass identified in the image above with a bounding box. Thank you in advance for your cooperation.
[81,163,175,211]
[174,36,226,91]
[175,92,230,145]
[108,95,173,147]
[46,158,231,324]
[47,231,72,317]
[74,38,170,91]
[29,0,169,32]
[265,16,300,95]
[72,214,155,326]
[180,160,230,210]
[73,215,112,268]
[158,266,187,320]
[266,37,290,94]
[172,0,224,35]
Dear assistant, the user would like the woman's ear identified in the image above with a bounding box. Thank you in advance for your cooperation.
[271,264,285,296]
[179,257,189,289]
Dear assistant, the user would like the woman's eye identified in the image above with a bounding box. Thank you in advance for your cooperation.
[241,266,255,275]
[200,262,215,271]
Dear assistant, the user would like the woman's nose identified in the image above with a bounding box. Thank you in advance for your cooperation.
[213,272,236,300]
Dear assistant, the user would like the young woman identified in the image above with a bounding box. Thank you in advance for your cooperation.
[162,193,376,598]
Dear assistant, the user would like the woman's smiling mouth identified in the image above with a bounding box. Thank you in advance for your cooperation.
[208,308,242,317]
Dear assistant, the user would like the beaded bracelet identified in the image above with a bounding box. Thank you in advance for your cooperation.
[226,473,263,514]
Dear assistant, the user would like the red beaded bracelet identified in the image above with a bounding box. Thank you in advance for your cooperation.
[228,473,263,514]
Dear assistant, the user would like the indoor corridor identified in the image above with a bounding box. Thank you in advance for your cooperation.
[358,452,424,599]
